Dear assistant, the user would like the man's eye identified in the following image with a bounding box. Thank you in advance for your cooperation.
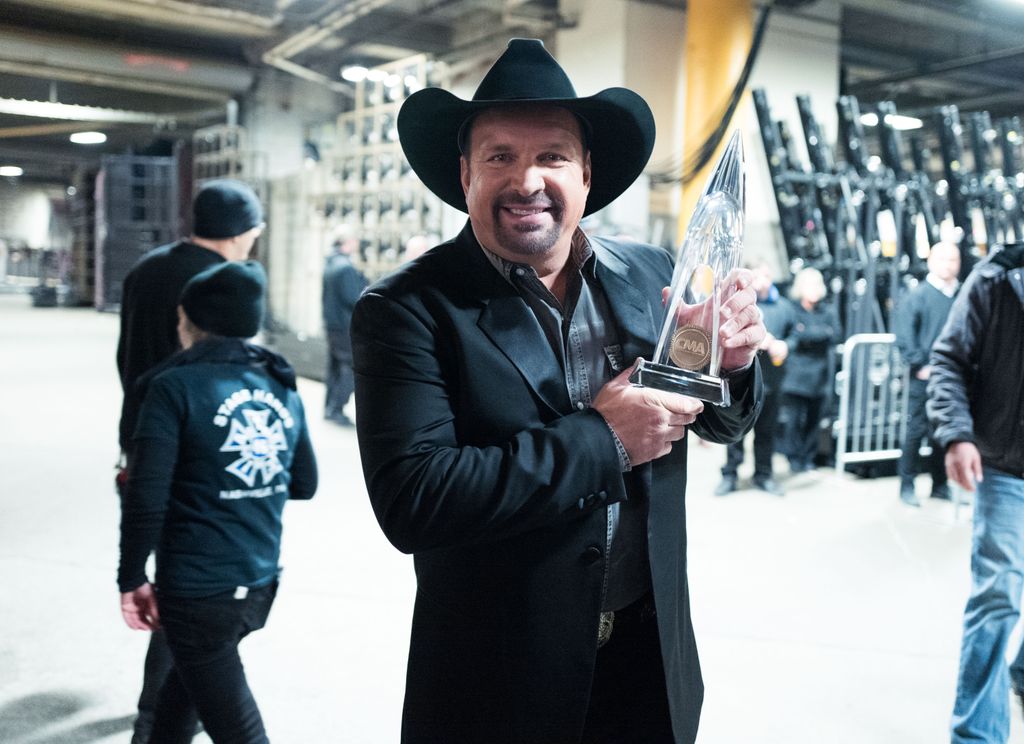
[542,153,568,162]
[487,153,511,162]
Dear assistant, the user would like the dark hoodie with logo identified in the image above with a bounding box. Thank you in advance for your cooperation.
[118,337,318,597]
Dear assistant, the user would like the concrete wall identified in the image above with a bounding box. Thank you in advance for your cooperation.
[244,70,347,181]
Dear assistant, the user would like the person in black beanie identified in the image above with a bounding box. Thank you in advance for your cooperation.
[115,179,265,744]
[119,260,317,744]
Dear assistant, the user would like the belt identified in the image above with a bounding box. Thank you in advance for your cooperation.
[597,593,656,649]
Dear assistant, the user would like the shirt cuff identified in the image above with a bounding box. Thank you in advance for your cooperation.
[604,420,632,473]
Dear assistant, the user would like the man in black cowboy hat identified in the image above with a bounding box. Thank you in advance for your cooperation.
[351,39,765,744]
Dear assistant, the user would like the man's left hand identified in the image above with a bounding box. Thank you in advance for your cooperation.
[718,268,766,372]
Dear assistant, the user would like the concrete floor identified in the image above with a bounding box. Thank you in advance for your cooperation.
[0,291,1021,744]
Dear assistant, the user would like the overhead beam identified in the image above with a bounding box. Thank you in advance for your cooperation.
[3,0,279,38]
[0,26,255,96]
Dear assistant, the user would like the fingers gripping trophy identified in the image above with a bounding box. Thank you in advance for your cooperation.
[630,130,746,407]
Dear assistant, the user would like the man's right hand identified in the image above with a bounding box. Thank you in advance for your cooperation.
[592,362,704,466]
[946,441,983,492]
[121,582,160,631]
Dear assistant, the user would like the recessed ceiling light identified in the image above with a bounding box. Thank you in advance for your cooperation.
[70,131,107,144]
[0,165,23,177]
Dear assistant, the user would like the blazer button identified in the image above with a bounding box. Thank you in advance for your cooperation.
[583,546,603,564]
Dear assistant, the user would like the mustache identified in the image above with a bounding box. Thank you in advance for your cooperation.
[497,192,562,210]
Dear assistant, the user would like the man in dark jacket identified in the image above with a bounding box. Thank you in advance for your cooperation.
[321,228,368,426]
[894,241,959,506]
[929,242,1024,743]
[351,39,765,744]
[715,262,796,496]
[115,179,264,743]
[119,261,316,743]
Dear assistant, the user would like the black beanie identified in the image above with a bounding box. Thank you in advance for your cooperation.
[192,180,263,239]
[180,261,266,338]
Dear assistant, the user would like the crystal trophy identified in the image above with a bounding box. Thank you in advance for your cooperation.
[629,130,746,407]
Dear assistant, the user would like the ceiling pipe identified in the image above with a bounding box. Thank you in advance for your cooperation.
[0,60,230,102]
[261,0,397,94]
[847,44,1024,91]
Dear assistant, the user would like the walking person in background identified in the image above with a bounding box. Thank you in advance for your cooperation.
[322,227,368,427]
[116,179,264,744]
[894,241,960,507]
[929,242,1024,744]
[715,261,795,496]
[119,261,317,743]
[778,266,839,474]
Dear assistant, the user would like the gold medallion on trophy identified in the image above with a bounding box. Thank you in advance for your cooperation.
[669,325,712,370]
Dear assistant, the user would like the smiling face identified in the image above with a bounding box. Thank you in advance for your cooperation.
[460,105,591,265]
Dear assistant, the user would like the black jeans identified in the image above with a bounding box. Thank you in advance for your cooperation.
[723,385,782,479]
[898,377,947,488]
[779,393,826,470]
[581,594,675,744]
[325,330,355,420]
[150,581,278,744]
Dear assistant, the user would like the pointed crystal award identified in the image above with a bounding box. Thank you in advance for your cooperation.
[629,130,746,407]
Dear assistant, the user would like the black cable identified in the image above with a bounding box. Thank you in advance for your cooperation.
[647,0,776,188]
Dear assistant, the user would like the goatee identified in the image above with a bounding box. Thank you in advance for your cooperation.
[492,192,565,257]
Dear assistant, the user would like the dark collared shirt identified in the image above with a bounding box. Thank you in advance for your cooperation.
[481,230,650,611]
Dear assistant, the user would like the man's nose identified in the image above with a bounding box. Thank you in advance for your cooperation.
[510,162,545,195]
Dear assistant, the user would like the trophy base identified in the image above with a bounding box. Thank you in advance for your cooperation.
[628,359,731,407]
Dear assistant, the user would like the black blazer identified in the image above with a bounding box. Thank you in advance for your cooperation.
[352,223,761,744]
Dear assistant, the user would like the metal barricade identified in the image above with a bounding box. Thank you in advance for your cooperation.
[834,333,909,471]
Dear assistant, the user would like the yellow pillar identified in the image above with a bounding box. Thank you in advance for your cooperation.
[679,0,753,242]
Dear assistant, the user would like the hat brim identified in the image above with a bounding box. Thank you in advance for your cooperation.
[398,87,655,217]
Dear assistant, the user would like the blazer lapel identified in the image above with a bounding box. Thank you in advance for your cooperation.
[478,295,570,415]
[592,239,661,363]
[455,224,570,416]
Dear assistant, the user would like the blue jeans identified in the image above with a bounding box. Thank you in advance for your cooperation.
[951,467,1024,743]
[150,581,277,744]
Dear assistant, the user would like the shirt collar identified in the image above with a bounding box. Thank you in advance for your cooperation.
[479,228,595,284]
[926,273,958,297]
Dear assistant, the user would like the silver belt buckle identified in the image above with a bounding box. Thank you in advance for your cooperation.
[597,611,614,648]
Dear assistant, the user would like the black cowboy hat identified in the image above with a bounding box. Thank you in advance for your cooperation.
[397,38,656,217]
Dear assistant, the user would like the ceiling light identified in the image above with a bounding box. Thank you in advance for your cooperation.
[860,112,879,127]
[341,65,367,82]
[0,165,23,177]
[366,69,387,83]
[70,131,107,144]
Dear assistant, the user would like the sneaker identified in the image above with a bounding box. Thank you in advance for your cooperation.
[714,477,737,496]
[900,483,921,507]
[931,484,953,501]
[752,476,785,496]
[326,413,355,427]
